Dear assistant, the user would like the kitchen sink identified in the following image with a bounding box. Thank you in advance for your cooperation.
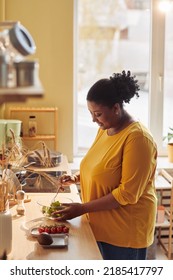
[20,171,71,193]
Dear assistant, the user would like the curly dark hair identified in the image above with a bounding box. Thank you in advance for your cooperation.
[86,70,140,108]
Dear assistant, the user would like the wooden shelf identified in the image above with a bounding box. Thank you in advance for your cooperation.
[0,85,44,104]
[9,107,58,150]
[155,218,170,228]
[155,169,173,259]
[23,135,56,140]
[10,107,55,112]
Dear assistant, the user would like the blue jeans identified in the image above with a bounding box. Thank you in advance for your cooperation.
[97,241,147,260]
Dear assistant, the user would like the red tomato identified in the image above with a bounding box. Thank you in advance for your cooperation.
[63,226,69,233]
[37,224,69,235]
[38,226,45,233]
[50,226,57,234]
[56,226,63,233]
[45,226,51,234]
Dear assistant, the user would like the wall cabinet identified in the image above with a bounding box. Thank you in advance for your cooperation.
[9,107,58,151]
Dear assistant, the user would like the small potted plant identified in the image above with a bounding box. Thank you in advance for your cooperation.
[163,127,173,163]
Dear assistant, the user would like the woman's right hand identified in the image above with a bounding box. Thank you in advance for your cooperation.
[59,174,79,186]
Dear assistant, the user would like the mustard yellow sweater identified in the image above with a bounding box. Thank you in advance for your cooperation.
[80,122,157,248]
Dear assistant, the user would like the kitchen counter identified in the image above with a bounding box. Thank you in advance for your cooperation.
[8,185,102,260]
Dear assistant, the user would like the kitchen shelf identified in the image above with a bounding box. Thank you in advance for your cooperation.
[155,169,173,259]
[155,217,171,228]
[0,85,44,104]
[22,135,56,140]
[9,107,58,150]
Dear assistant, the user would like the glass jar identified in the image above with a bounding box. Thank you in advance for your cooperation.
[28,115,37,137]
[0,22,36,59]
[0,52,8,87]
[14,60,40,87]
[0,21,36,88]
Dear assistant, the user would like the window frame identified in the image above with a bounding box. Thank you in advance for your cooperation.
[73,0,167,157]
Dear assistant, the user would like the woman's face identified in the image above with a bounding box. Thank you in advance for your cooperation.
[87,100,119,130]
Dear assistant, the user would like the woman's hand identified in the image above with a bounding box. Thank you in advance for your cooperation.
[53,203,85,220]
[53,193,120,221]
[59,174,79,186]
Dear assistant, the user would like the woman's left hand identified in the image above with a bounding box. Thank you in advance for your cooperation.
[53,203,85,220]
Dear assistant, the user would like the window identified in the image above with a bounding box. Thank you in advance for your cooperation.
[163,4,173,146]
[74,0,173,156]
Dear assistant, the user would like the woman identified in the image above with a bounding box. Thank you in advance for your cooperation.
[56,70,157,260]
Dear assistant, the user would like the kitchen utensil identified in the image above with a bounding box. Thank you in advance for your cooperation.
[37,232,68,248]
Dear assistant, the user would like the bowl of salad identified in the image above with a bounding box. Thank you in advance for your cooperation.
[37,198,72,220]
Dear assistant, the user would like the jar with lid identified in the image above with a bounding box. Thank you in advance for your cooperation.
[28,115,37,137]
[0,21,36,60]
[0,21,36,87]
[14,60,40,87]
[16,190,26,216]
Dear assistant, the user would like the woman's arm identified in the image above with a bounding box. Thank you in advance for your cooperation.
[83,192,120,212]
[54,192,120,220]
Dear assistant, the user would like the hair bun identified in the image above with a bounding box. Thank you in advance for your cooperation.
[110,70,140,103]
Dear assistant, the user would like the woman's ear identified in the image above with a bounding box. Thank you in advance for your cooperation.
[113,103,120,114]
